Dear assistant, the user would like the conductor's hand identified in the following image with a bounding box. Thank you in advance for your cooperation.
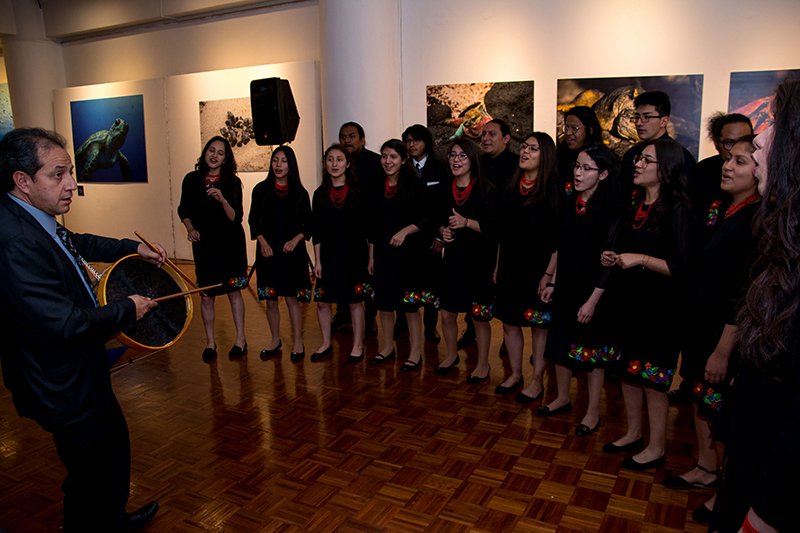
[137,242,167,266]
[129,294,158,320]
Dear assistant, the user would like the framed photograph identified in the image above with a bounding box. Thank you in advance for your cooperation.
[729,69,800,133]
[199,96,271,172]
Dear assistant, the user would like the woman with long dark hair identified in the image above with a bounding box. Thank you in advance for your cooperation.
[557,106,603,186]
[178,136,248,361]
[541,144,621,432]
[493,132,558,399]
[714,78,800,533]
[249,146,312,363]
[367,139,428,369]
[600,137,694,470]
[436,138,497,381]
[310,144,369,362]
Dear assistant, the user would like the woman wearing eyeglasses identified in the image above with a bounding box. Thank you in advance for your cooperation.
[556,106,603,191]
[436,138,497,381]
[540,144,622,431]
[493,132,558,399]
[600,137,694,470]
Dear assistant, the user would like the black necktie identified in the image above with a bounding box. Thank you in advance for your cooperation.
[56,224,99,305]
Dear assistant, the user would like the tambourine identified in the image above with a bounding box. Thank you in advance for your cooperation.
[96,254,193,350]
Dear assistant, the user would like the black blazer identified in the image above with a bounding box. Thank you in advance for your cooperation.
[0,194,139,431]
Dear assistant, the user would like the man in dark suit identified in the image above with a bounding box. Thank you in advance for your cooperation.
[402,124,449,344]
[0,128,165,532]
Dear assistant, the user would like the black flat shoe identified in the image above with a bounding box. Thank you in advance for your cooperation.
[575,422,600,437]
[435,356,460,375]
[228,344,247,359]
[466,368,490,384]
[310,346,333,362]
[692,502,716,524]
[515,389,543,404]
[536,402,572,416]
[663,463,719,489]
[201,346,217,363]
[495,378,523,395]
[260,340,282,360]
[347,352,364,364]
[128,500,159,529]
[369,350,396,365]
[400,359,420,372]
[290,351,305,363]
[602,437,644,454]
[621,454,666,471]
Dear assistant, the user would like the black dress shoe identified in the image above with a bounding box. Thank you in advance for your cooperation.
[456,333,476,350]
[602,437,644,454]
[435,356,460,375]
[400,358,420,372]
[347,352,364,364]
[495,378,523,395]
[310,346,333,362]
[228,344,247,359]
[515,389,543,404]
[260,340,282,360]
[369,350,396,365]
[128,500,159,529]
[425,330,441,344]
[536,402,572,416]
[692,502,716,524]
[201,346,217,363]
[621,454,666,471]
[575,422,600,437]
[466,368,490,384]
[290,351,305,363]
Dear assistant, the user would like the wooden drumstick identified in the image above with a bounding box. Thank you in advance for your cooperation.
[134,231,199,289]
[152,283,224,303]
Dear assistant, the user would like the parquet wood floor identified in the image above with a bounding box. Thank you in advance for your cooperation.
[0,262,713,532]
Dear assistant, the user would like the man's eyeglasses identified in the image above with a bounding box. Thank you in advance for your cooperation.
[630,114,664,123]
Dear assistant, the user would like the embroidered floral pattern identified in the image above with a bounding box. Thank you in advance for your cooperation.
[313,287,325,300]
[693,381,724,412]
[627,359,674,385]
[403,290,439,308]
[706,199,721,227]
[567,344,618,364]
[229,276,248,289]
[630,188,641,209]
[471,302,494,320]
[354,282,375,299]
[564,181,574,197]
[524,308,550,326]
[258,286,278,300]
[296,287,312,303]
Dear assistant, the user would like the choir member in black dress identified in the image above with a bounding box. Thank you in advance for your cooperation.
[310,145,369,362]
[541,144,621,433]
[715,78,800,533]
[403,124,449,344]
[178,136,248,361]
[248,146,312,363]
[661,137,759,524]
[436,138,497,381]
[493,132,558,397]
[600,138,694,470]
[367,139,428,370]
[556,106,603,185]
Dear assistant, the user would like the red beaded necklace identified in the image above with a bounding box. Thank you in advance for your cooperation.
[385,178,399,198]
[274,180,289,197]
[632,201,653,230]
[575,195,588,215]
[204,173,220,187]
[519,177,536,196]
[329,184,348,208]
[725,193,759,219]
[452,179,474,206]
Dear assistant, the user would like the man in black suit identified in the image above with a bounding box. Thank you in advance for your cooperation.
[0,128,165,532]
[402,124,448,344]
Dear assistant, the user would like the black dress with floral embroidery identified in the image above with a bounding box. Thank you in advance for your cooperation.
[438,180,497,318]
[494,181,557,328]
[311,185,370,304]
[684,200,757,418]
[545,191,620,370]
[610,198,694,391]
[248,179,312,302]
[369,175,429,312]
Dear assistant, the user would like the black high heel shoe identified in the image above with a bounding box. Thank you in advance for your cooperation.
[435,356,460,375]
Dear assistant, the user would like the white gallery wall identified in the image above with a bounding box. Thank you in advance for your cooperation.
[21,0,800,260]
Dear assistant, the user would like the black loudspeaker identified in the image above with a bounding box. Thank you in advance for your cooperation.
[250,77,300,145]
